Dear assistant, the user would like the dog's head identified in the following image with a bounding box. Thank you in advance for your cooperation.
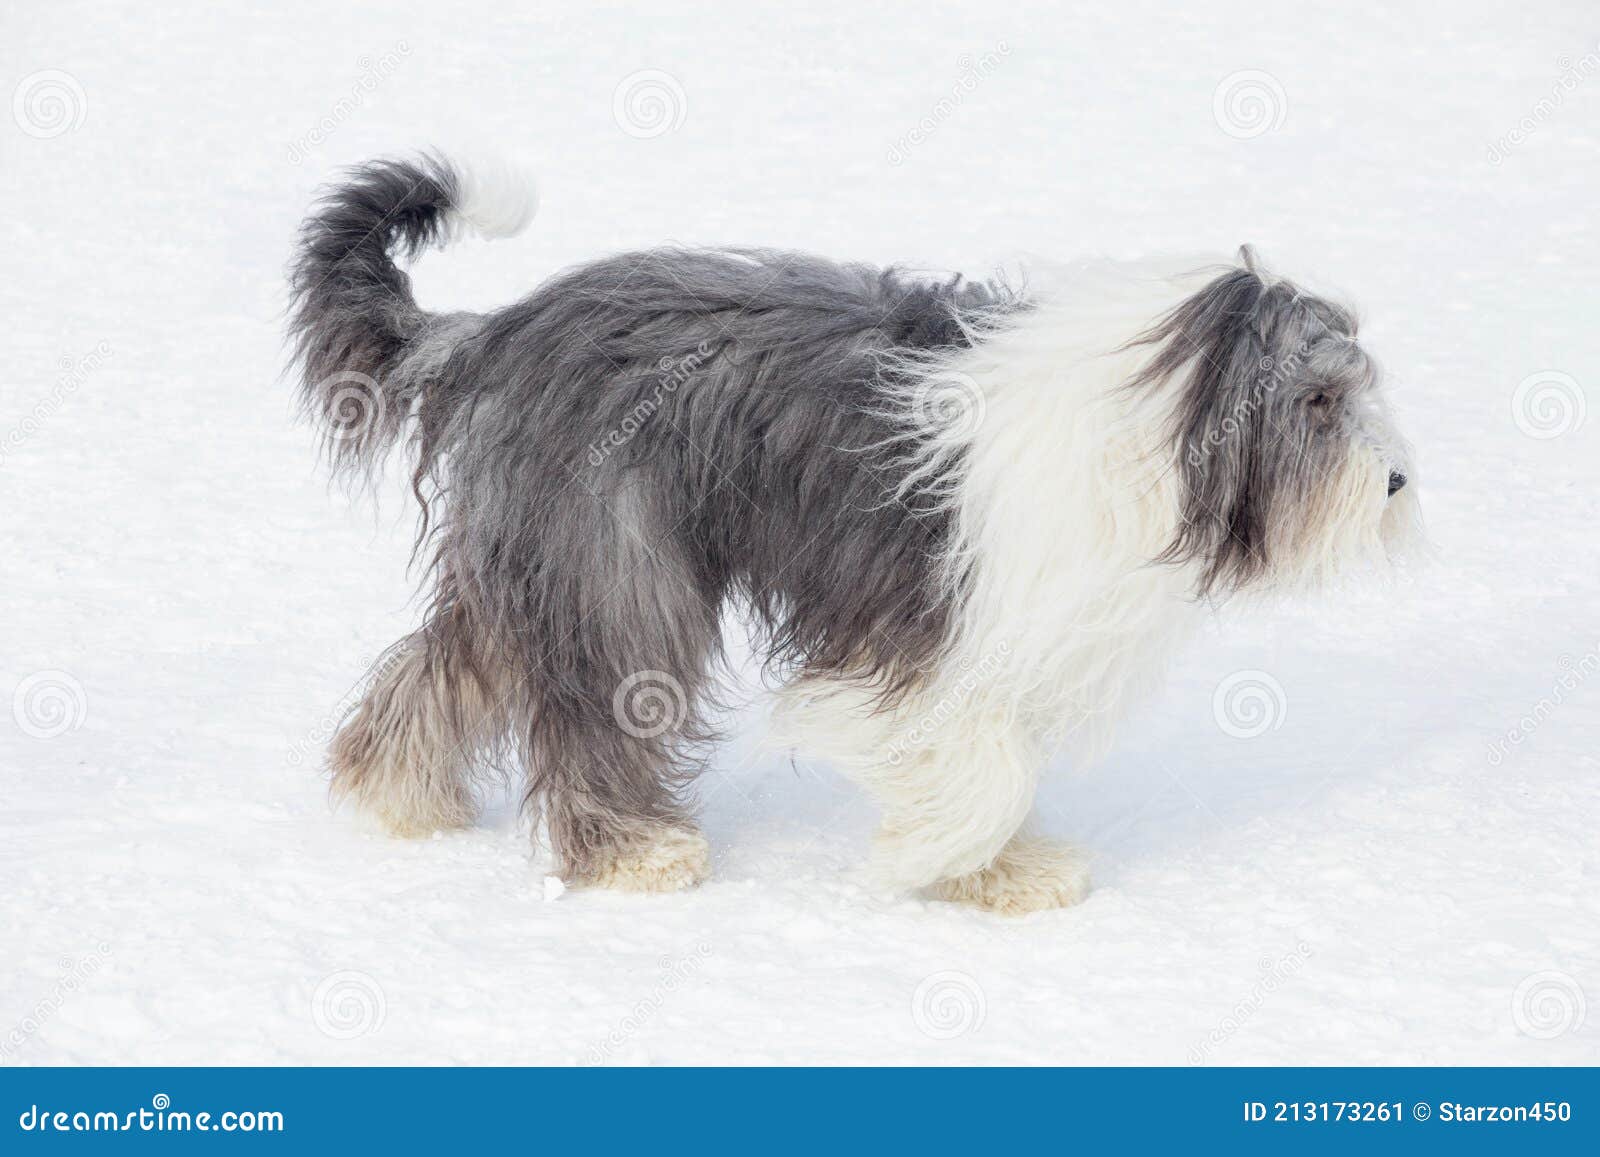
[1127,246,1419,596]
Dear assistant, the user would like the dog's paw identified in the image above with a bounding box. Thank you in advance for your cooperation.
[932,837,1090,915]
[585,827,711,894]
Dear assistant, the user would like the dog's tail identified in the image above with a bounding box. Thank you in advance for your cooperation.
[287,152,537,473]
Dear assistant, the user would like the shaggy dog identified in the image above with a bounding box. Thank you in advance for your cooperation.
[288,154,1417,914]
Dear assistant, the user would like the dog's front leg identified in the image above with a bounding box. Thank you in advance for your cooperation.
[772,679,1089,912]
[870,710,1090,913]
[868,709,1039,891]
[929,831,1091,915]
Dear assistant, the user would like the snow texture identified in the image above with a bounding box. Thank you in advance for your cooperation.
[2,0,1597,1065]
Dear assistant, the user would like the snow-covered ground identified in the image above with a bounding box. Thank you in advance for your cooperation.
[3,0,1597,1065]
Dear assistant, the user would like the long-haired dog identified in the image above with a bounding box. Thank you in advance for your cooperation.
[288,154,1418,914]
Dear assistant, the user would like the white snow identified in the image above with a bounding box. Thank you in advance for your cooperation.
[3,0,1597,1065]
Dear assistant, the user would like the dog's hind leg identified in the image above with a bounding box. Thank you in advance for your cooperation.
[328,604,512,837]
[528,700,714,893]
[519,545,719,893]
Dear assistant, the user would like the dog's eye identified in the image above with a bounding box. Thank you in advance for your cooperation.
[1305,390,1334,409]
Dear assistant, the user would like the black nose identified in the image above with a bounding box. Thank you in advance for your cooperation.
[1387,470,1407,497]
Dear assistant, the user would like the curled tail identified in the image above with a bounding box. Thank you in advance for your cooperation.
[287,152,536,472]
